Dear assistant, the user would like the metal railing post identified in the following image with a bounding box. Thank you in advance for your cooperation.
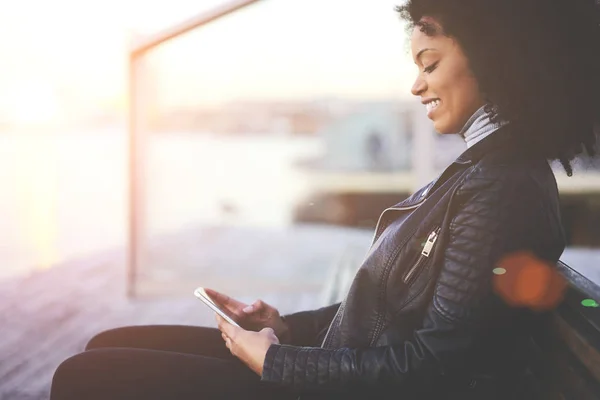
[127,0,264,298]
[127,49,149,297]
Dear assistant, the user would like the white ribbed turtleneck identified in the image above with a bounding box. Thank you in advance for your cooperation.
[458,105,509,148]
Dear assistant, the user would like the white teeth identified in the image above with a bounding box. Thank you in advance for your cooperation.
[425,99,440,113]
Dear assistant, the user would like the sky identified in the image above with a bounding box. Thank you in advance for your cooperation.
[0,0,417,123]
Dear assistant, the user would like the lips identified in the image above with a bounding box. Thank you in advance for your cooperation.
[421,98,442,120]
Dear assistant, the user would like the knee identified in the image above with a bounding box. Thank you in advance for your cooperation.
[51,349,126,399]
[85,331,107,351]
[53,353,80,382]
[51,352,92,399]
[85,328,121,351]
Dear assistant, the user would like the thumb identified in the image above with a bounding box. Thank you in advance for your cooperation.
[242,304,253,313]
[260,327,275,335]
[260,327,279,344]
[243,299,265,313]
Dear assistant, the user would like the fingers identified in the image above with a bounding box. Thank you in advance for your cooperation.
[221,332,232,350]
[218,318,238,355]
[216,314,239,339]
[206,289,247,316]
[204,288,230,305]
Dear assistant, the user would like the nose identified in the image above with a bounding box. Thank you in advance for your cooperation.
[411,75,427,97]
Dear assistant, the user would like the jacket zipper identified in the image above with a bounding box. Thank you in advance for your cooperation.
[402,227,440,284]
[370,226,440,345]
[370,202,425,245]
[368,172,466,346]
[320,301,345,348]
[321,201,426,348]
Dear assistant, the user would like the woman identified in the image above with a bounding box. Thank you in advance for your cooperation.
[51,0,600,399]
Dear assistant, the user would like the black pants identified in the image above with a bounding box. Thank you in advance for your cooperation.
[50,325,296,400]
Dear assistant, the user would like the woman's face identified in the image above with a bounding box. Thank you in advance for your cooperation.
[410,18,485,134]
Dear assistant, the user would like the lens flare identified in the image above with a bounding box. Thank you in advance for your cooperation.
[581,299,599,308]
[493,251,566,311]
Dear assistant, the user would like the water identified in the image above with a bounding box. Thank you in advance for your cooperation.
[2,129,597,286]
[145,132,320,233]
[0,129,321,280]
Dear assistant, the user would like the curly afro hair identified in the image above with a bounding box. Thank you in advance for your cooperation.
[397,0,600,175]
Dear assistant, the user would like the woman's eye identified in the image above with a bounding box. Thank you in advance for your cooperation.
[423,62,438,73]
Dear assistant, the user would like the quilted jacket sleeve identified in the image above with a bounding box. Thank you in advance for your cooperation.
[261,169,564,393]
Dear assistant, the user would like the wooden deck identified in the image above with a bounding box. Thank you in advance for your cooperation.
[0,225,371,400]
[1,223,597,400]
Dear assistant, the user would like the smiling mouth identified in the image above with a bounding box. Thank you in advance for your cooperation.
[425,99,441,114]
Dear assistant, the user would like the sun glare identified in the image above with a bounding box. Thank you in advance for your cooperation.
[9,82,60,126]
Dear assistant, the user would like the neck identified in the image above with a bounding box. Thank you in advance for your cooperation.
[458,105,509,148]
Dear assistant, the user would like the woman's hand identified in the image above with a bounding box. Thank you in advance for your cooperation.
[204,288,290,342]
[216,315,280,375]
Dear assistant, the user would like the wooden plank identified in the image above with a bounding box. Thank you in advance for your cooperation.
[0,226,372,400]
[554,313,600,385]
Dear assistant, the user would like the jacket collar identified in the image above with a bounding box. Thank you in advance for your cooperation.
[455,124,515,165]
[417,125,517,200]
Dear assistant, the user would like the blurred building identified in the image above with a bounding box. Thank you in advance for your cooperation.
[293,104,600,247]
[313,102,413,172]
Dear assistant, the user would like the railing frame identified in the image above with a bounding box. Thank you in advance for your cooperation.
[126,0,445,297]
[127,0,264,297]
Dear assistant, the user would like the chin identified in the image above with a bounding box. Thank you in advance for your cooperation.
[433,117,463,135]
[433,122,454,135]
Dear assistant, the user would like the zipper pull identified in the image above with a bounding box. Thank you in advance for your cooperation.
[421,228,440,257]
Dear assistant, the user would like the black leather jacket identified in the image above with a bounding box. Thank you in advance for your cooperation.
[261,128,566,399]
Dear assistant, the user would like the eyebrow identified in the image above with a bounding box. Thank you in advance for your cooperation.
[415,48,436,63]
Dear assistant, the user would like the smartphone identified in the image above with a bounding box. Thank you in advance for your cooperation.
[194,287,241,327]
